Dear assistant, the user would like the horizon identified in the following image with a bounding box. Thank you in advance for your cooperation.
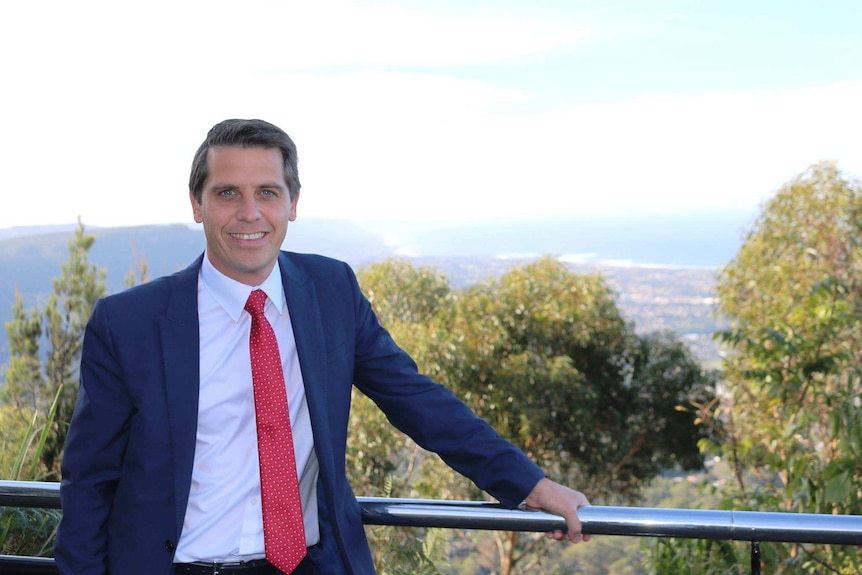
[0,210,750,269]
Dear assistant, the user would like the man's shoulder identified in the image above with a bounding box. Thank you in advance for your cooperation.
[280,250,348,268]
[102,257,200,307]
[279,251,355,280]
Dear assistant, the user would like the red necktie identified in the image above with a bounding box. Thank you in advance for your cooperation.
[245,289,307,572]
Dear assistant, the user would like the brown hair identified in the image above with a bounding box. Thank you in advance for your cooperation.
[189,119,300,203]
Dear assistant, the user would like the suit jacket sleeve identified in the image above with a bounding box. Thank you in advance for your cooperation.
[55,299,133,574]
[342,264,545,507]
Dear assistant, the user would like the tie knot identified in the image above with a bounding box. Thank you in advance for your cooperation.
[245,289,268,315]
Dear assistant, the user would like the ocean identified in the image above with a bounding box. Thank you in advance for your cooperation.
[361,211,756,269]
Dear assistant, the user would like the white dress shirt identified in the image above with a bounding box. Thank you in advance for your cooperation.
[175,254,320,563]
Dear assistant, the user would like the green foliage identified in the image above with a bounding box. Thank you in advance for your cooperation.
[124,254,150,289]
[356,257,716,574]
[0,389,62,557]
[0,506,62,558]
[354,262,467,573]
[360,258,453,327]
[3,220,106,479]
[652,162,862,573]
[360,477,447,575]
[368,525,446,575]
[1,221,105,559]
[0,382,66,557]
[437,257,715,504]
[2,385,65,482]
[649,538,747,575]
[3,291,44,411]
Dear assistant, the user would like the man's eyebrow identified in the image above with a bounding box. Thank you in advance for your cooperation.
[207,183,287,190]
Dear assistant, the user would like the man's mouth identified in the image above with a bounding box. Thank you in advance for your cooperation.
[230,232,266,240]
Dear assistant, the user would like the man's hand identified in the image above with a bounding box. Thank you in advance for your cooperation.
[523,477,591,543]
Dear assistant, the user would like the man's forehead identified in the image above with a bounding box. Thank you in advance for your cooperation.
[208,144,283,160]
[204,146,287,188]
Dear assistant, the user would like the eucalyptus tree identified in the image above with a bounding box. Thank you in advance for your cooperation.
[652,162,862,573]
[356,257,715,575]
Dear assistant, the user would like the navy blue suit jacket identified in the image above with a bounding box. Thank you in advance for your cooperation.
[56,252,545,575]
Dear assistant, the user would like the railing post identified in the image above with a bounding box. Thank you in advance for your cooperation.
[750,540,761,575]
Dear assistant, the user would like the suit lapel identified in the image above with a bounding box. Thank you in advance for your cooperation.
[161,255,204,535]
[279,253,337,495]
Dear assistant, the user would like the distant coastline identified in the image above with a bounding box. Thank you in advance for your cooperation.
[357,211,753,268]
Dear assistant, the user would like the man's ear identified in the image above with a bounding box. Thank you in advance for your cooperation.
[289,190,300,222]
[190,190,203,224]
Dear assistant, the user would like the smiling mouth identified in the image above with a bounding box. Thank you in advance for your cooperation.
[230,232,266,240]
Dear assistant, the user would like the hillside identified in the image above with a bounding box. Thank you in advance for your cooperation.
[0,220,394,368]
[0,219,735,376]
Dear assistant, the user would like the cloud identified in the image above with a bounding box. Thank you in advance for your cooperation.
[0,1,859,229]
[270,1,592,69]
[299,76,862,222]
[2,70,861,228]
[1,0,592,78]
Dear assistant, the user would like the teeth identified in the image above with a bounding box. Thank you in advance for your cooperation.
[232,232,265,240]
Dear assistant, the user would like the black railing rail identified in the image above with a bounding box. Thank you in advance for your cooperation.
[3,480,862,574]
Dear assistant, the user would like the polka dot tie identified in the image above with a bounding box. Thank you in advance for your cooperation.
[245,289,307,573]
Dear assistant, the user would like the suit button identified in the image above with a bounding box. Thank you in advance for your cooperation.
[165,540,176,552]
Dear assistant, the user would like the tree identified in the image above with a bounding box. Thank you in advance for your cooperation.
[653,162,862,573]
[353,260,455,574]
[442,258,715,575]
[355,257,716,575]
[450,259,714,494]
[3,290,43,413]
[3,220,106,480]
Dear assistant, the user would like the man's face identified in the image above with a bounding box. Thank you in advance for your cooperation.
[190,146,298,286]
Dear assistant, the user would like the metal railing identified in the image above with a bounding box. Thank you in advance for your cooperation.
[3,480,862,574]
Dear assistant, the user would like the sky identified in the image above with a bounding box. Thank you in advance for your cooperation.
[1,0,861,230]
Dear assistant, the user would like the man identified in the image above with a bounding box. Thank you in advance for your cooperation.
[56,119,590,575]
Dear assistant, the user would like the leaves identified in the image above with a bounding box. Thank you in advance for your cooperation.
[353,256,716,574]
[3,221,106,479]
[1,221,107,558]
[656,162,862,572]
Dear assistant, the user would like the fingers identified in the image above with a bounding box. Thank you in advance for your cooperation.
[545,529,590,543]
[525,479,592,544]
[564,505,586,543]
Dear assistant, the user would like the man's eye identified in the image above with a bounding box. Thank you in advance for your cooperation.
[218,189,236,196]
[261,189,277,196]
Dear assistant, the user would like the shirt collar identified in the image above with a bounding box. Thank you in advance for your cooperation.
[200,251,286,322]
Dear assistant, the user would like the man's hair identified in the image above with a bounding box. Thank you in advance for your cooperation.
[189,119,301,203]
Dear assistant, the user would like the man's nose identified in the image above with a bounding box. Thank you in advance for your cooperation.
[237,194,261,221]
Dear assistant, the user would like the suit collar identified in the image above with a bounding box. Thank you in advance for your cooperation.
[199,252,286,320]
